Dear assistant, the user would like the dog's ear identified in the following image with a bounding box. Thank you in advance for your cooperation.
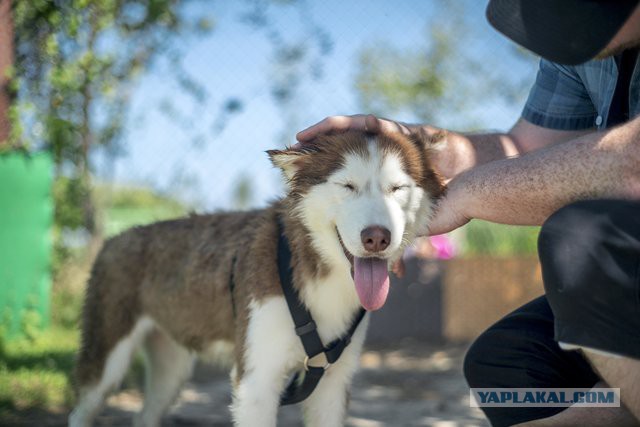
[408,129,447,198]
[409,128,448,153]
[266,148,308,182]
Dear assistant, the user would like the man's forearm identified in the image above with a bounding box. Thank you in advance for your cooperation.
[423,119,593,180]
[456,117,640,226]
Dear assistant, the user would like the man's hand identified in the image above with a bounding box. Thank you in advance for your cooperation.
[427,176,472,236]
[296,114,418,143]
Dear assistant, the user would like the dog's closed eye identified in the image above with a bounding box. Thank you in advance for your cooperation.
[342,182,357,192]
[389,184,409,193]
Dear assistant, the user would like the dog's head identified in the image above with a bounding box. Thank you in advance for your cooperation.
[268,130,445,311]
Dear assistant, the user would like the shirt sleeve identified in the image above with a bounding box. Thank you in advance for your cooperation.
[521,59,598,130]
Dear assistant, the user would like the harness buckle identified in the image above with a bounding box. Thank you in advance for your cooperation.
[295,320,317,336]
[303,353,330,371]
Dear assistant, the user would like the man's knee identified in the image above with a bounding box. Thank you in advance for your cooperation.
[538,200,612,299]
[464,298,554,388]
[463,297,601,427]
[464,329,502,388]
[463,327,532,388]
[540,199,640,357]
[539,200,610,250]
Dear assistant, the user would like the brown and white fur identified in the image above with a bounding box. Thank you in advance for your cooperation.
[69,131,445,427]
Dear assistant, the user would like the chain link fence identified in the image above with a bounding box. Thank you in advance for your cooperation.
[0,0,555,422]
[2,0,547,343]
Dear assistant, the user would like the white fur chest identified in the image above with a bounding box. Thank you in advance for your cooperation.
[299,268,363,344]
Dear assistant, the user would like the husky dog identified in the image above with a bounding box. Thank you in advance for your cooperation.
[69,130,445,427]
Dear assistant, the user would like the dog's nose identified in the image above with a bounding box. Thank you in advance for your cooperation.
[361,226,391,253]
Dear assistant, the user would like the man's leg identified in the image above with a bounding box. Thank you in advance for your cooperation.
[513,380,638,427]
[537,199,640,424]
[465,299,638,427]
[581,355,640,421]
[464,296,601,427]
[467,199,640,426]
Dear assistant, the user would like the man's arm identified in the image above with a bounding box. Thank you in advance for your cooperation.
[430,118,593,178]
[296,114,592,180]
[428,116,640,235]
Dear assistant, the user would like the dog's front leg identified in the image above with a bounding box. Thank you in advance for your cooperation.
[231,297,302,427]
[231,370,284,427]
[301,315,369,427]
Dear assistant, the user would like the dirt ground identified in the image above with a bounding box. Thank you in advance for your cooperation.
[11,341,490,427]
[100,342,489,427]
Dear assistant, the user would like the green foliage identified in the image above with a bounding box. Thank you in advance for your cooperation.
[19,310,42,343]
[51,176,91,274]
[9,0,209,271]
[357,32,450,123]
[100,185,186,211]
[53,176,89,231]
[10,0,204,217]
[354,2,539,257]
[0,326,77,412]
[0,247,150,415]
[355,2,535,130]
[458,220,540,257]
[11,0,193,155]
[50,286,83,331]
[95,185,188,236]
[231,173,255,211]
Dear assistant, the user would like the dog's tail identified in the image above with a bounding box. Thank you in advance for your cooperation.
[74,230,146,390]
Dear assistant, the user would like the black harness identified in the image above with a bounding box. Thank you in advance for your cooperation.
[227,219,366,405]
[276,220,366,405]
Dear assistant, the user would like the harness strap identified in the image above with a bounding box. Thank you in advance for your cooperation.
[228,255,238,319]
[277,218,366,405]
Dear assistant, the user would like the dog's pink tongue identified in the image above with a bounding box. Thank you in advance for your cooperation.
[354,257,390,311]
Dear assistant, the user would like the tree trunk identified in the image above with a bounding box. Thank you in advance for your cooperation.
[0,0,13,144]
[80,12,101,243]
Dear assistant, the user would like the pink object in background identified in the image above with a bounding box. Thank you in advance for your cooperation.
[403,235,457,261]
[429,234,456,259]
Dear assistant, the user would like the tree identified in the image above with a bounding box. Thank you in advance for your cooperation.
[0,0,13,143]
[354,2,540,257]
[5,0,210,265]
[355,1,535,131]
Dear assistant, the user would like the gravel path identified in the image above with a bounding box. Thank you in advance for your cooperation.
[91,342,489,427]
[4,342,489,426]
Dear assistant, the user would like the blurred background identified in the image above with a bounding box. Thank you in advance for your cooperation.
[0,0,545,425]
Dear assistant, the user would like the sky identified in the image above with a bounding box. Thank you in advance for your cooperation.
[95,0,537,211]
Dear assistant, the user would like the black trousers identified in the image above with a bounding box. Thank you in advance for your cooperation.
[464,200,640,427]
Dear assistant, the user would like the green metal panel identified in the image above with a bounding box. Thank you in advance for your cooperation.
[0,152,53,338]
